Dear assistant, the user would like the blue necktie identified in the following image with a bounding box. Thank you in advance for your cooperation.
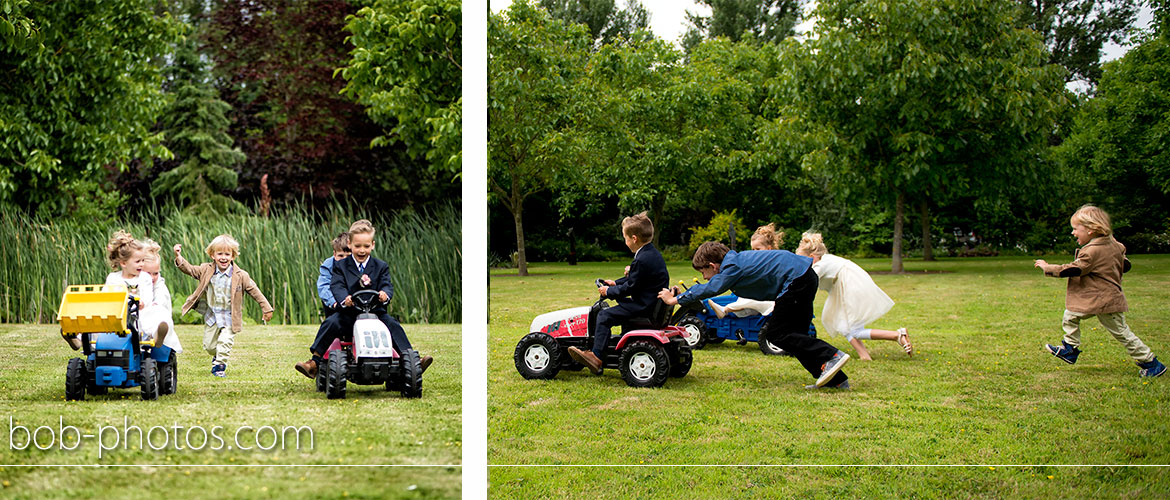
[358,263,365,275]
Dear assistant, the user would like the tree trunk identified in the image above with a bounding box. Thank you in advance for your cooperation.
[892,191,905,273]
[513,200,528,276]
[920,200,934,261]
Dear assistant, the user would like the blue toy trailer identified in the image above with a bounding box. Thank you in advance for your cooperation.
[58,285,176,401]
[672,294,817,355]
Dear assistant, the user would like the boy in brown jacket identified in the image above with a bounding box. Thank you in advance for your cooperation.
[1035,205,1165,377]
[174,234,274,378]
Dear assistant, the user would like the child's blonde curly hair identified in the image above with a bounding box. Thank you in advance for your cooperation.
[205,234,241,259]
[795,231,828,258]
[751,223,785,250]
[1072,204,1112,237]
[106,230,143,269]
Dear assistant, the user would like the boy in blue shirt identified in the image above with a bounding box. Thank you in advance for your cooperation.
[660,241,852,389]
[296,233,350,378]
[568,212,669,375]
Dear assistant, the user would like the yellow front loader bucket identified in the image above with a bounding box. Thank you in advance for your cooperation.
[57,285,129,334]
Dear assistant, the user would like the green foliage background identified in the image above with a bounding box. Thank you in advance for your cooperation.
[0,203,461,325]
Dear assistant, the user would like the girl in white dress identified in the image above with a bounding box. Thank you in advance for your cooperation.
[140,239,182,353]
[103,231,171,350]
[795,231,912,360]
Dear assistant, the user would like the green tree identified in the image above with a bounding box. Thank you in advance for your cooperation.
[576,36,765,243]
[1016,0,1141,88]
[539,0,650,46]
[682,0,802,52]
[152,32,246,216]
[762,0,1066,271]
[340,0,462,176]
[489,1,592,275]
[0,0,181,218]
[1058,16,1170,251]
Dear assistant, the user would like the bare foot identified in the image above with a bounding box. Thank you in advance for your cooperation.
[708,300,727,319]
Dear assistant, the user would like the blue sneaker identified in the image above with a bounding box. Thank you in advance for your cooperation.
[814,351,850,388]
[211,364,226,378]
[1138,358,1166,378]
[1045,341,1080,364]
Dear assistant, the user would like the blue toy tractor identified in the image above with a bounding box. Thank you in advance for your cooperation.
[58,285,176,401]
[670,280,816,356]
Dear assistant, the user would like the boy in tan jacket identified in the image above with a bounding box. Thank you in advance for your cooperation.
[174,234,274,378]
[1035,205,1164,377]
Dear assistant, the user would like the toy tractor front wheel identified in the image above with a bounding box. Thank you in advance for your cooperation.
[758,335,787,356]
[513,333,561,379]
[140,358,159,401]
[159,354,178,396]
[65,358,87,401]
[315,362,327,392]
[395,349,423,398]
[619,340,670,388]
[674,315,707,350]
[325,350,347,399]
[669,345,693,378]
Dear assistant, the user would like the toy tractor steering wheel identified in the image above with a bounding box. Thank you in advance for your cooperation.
[350,289,381,313]
[595,278,606,288]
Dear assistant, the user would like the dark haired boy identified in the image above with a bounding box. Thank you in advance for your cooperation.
[659,241,852,389]
[568,212,669,374]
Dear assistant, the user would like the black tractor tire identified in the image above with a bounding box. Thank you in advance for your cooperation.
[669,345,693,378]
[85,360,107,395]
[325,350,348,399]
[674,315,708,350]
[159,354,178,396]
[513,333,561,379]
[396,349,423,398]
[759,335,788,356]
[140,357,159,401]
[65,358,86,401]
[618,340,671,388]
[315,362,327,392]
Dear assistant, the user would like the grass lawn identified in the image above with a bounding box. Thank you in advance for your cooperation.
[0,323,461,498]
[487,256,1170,494]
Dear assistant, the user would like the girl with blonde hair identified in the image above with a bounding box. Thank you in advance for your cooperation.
[795,231,911,360]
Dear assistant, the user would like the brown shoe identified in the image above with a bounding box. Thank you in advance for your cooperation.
[419,355,433,374]
[294,359,318,379]
[155,322,168,348]
[567,347,602,375]
[63,334,82,351]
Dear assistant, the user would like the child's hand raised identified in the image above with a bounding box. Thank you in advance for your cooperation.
[1034,259,1047,268]
[173,244,182,257]
[378,291,389,303]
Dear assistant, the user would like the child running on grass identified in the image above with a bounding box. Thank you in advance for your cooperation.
[174,234,273,378]
[140,238,182,353]
[1035,204,1165,377]
[795,231,911,361]
[660,241,852,389]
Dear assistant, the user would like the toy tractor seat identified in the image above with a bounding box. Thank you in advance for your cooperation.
[619,298,672,333]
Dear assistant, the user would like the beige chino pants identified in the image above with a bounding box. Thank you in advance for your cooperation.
[202,324,236,366]
[1062,309,1155,363]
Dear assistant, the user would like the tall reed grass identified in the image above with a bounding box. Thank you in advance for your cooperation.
[0,203,461,325]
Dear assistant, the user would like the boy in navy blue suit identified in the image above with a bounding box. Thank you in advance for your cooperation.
[296,219,431,378]
[568,212,669,374]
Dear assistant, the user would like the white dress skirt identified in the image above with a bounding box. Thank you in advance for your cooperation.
[104,272,183,352]
[813,254,894,337]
